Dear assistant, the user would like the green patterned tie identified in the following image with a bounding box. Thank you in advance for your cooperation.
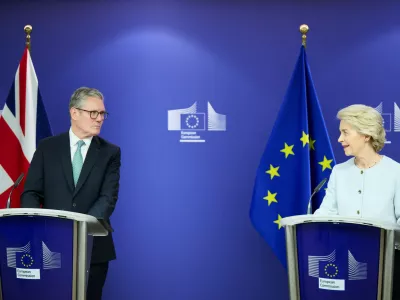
[72,140,85,186]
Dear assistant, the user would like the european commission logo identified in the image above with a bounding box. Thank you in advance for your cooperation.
[375,102,400,144]
[168,102,226,143]
[308,250,367,291]
[7,241,61,280]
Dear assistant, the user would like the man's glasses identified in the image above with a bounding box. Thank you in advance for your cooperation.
[75,108,109,120]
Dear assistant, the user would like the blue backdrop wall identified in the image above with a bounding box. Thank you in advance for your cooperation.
[1,1,400,299]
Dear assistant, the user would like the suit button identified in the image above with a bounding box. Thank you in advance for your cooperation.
[357,210,360,214]
[358,190,361,194]
[361,171,363,174]
[72,203,76,207]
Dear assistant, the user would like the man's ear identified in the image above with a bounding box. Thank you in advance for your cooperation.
[70,107,77,120]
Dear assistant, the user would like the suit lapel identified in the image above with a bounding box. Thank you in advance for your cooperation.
[60,133,75,193]
[73,136,101,197]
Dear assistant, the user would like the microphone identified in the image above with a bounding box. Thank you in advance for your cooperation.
[307,178,327,214]
[6,173,25,209]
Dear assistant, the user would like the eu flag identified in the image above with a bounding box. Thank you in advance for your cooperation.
[250,46,336,268]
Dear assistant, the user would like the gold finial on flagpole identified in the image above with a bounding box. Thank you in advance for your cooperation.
[24,25,32,51]
[299,24,309,47]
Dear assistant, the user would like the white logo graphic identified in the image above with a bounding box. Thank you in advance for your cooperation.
[348,250,367,280]
[7,241,61,280]
[6,241,31,268]
[42,241,61,269]
[375,102,400,144]
[308,249,336,278]
[168,102,226,143]
[307,249,367,291]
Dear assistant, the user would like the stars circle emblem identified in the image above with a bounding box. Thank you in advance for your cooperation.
[21,254,34,268]
[324,263,338,278]
[185,114,199,129]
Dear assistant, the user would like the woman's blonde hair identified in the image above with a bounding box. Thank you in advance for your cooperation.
[337,104,386,152]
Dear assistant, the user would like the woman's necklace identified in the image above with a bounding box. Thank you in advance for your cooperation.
[355,155,381,169]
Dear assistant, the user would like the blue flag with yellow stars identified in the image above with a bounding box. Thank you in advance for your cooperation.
[250,45,336,268]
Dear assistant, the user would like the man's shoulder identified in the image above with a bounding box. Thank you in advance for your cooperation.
[38,133,120,153]
[96,135,120,149]
[95,136,120,152]
[37,132,68,149]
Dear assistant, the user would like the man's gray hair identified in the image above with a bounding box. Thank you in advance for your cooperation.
[69,87,104,109]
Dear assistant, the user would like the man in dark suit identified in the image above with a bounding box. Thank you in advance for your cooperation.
[21,87,121,300]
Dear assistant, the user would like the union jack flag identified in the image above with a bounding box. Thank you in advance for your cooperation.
[0,46,52,208]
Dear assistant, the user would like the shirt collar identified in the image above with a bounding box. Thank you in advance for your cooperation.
[69,128,93,147]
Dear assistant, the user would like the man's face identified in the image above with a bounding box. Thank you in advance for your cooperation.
[70,96,106,138]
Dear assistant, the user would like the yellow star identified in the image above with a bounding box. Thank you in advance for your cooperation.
[263,191,278,206]
[309,138,316,150]
[266,164,280,180]
[300,131,309,147]
[274,214,283,229]
[280,143,294,158]
[319,156,333,171]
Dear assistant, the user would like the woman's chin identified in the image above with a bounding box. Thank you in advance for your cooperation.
[343,149,352,156]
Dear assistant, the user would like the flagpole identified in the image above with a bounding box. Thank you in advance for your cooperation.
[24,25,32,51]
[299,24,309,48]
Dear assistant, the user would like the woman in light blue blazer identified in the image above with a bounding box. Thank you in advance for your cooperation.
[314,104,400,299]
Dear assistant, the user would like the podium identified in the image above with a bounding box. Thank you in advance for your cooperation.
[0,208,108,300]
[281,215,400,300]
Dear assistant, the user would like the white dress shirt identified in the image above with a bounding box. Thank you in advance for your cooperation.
[314,155,400,227]
[69,128,93,163]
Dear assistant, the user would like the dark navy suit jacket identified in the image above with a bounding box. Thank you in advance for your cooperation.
[21,132,121,263]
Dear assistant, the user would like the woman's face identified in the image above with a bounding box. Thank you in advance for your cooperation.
[338,120,369,157]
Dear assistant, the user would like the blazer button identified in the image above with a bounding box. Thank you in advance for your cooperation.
[357,210,360,214]
[361,170,363,174]
[358,190,361,194]
[72,203,76,207]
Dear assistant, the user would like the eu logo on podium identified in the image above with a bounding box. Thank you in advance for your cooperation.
[6,241,61,280]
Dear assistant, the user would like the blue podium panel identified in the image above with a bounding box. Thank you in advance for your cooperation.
[0,216,74,300]
[296,222,381,300]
